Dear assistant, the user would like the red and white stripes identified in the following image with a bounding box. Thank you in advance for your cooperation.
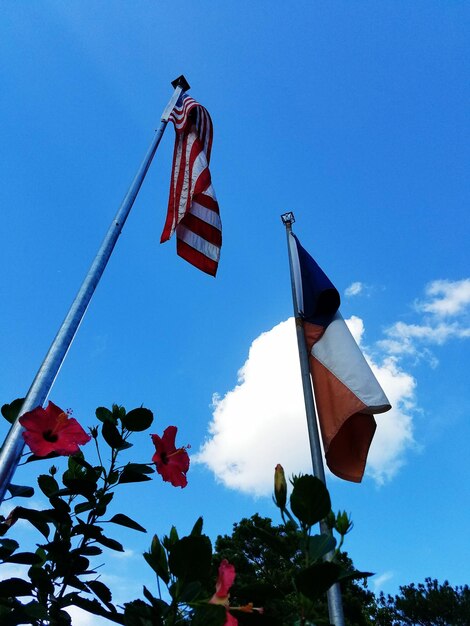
[161,94,221,276]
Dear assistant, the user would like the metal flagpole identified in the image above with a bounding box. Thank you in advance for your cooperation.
[281,211,346,626]
[0,75,190,505]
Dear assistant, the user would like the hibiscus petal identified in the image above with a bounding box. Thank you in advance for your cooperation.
[161,425,178,450]
[215,559,236,598]
[20,402,90,457]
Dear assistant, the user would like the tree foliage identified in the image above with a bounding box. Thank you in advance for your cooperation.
[214,515,375,626]
[372,577,470,626]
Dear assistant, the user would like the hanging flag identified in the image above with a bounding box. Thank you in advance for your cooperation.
[290,232,391,482]
[160,92,222,276]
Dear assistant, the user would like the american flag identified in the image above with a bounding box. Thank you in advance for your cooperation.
[160,93,222,276]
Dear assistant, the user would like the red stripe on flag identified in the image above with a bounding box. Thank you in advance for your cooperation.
[176,239,219,276]
[160,93,222,274]
[180,212,222,247]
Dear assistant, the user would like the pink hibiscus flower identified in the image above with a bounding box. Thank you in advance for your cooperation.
[209,560,264,625]
[210,559,238,626]
[20,402,91,457]
[151,426,190,488]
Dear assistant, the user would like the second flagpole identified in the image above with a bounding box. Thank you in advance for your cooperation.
[0,75,190,505]
[281,211,346,626]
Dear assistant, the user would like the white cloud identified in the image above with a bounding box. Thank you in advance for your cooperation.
[366,356,415,484]
[418,279,470,317]
[108,548,137,560]
[345,282,364,297]
[195,319,307,497]
[380,279,470,360]
[346,315,365,344]
[380,321,470,356]
[373,570,394,591]
[195,317,416,495]
[66,606,102,626]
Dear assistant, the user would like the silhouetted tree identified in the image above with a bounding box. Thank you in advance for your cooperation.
[214,514,375,626]
[372,577,470,626]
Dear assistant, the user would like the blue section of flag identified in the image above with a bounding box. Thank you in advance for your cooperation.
[294,235,340,327]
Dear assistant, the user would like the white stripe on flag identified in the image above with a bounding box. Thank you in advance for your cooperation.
[311,312,390,411]
[191,201,222,230]
[177,225,220,262]
[190,150,209,195]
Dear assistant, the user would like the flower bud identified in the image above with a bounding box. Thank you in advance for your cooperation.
[335,510,353,536]
[274,464,287,510]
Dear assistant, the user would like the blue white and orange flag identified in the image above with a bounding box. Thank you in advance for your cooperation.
[289,232,391,482]
[160,93,222,276]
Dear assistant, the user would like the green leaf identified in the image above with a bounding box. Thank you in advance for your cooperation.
[144,535,170,585]
[7,484,34,498]
[94,534,124,552]
[125,463,154,474]
[124,599,163,626]
[86,579,113,607]
[95,406,114,423]
[190,516,204,536]
[120,407,153,432]
[23,600,48,620]
[290,475,331,527]
[63,575,88,593]
[70,454,96,473]
[168,535,212,583]
[1,398,25,424]
[178,580,203,602]
[163,525,179,549]
[0,538,19,558]
[107,513,146,533]
[295,561,343,600]
[118,464,153,484]
[61,477,96,499]
[142,585,163,608]
[28,562,54,595]
[112,404,127,421]
[38,474,59,497]
[70,596,122,621]
[49,607,72,625]
[74,501,94,515]
[101,420,132,450]
[68,555,91,575]
[307,533,336,562]
[50,497,70,517]
[0,577,33,596]
[9,507,50,538]
[337,569,373,583]
[4,551,43,565]
[95,491,115,516]
[80,545,103,556]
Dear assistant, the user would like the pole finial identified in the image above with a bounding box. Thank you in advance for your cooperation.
[171,75,190,92]
[281,211,295,225]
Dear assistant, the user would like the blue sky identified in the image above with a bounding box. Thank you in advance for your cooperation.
[1,1,469,622]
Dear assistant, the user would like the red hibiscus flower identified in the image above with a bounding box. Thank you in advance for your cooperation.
[209,560,264,625]
[151,426,190,488]
[20,402,91,457]
[210,559,238,625]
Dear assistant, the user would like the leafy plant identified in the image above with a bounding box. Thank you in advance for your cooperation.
[0,402,370,626]
[0,402,160,624]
